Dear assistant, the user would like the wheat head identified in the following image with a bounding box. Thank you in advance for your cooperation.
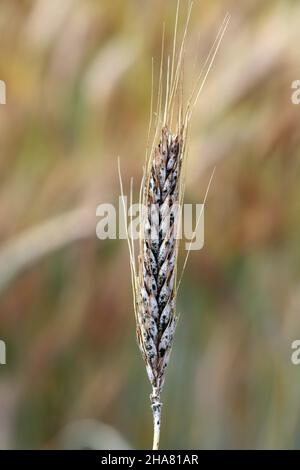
[119,2,230,449]
[137,124,184,449]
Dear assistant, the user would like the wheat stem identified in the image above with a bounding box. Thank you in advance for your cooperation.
[151,388,162,450]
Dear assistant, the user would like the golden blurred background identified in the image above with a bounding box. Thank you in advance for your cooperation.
[0,0,300,449]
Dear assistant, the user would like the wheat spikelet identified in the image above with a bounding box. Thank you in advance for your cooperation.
[118,2,230,449]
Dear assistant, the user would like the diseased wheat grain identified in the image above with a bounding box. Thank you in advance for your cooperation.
[137,125,183,449]
[119,2,230,450]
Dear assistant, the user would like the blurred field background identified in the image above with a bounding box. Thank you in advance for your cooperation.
[0,0,300,449]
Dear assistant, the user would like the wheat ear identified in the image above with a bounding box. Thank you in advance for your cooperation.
[139,125,185,450]
[119,2,230,449]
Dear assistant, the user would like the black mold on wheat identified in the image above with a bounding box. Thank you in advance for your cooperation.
[138,126,183,394]
[137,126,184,448]
[119,2,230,450]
